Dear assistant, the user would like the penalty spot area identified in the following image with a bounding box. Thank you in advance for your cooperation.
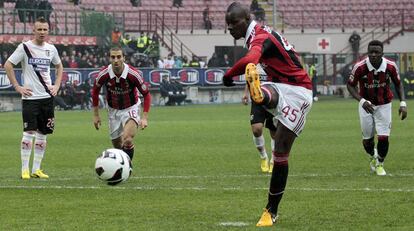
[219,221,249,227]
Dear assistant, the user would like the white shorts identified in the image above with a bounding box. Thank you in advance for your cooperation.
[108,103,141,139]
[263,82,313,136]
[358,101,391,139]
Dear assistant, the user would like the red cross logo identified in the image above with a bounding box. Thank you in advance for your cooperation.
[317,38,331,51]
[318,39,329,49]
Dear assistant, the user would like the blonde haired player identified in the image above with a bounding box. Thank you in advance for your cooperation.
[5,17,63,179]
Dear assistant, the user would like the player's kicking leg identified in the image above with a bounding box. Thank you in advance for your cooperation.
[245,63,264,104]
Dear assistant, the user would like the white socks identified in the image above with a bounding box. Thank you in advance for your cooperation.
[32,132,47,173]
[21,132,35,171]
[270,139,275,163]
[253,135,268,159]
[20,132,47,172]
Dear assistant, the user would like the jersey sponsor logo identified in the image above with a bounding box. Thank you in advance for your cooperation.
[364,79,387,89]
[149,70,170,86]
[0,71,12,89]
[205,69,224,85]
[28,58,50,66]
[177,69,199,85]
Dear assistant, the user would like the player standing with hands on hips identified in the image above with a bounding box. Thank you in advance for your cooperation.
[347,40,407,176]
[223,2,313,227]
[4,17,63,179]
[92,46,151,161]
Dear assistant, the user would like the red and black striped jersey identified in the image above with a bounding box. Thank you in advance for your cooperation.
[224,21,312,90]
[92,63,151,111]
[348,57,400,105]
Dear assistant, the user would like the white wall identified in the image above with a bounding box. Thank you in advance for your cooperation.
[169,28,414,59]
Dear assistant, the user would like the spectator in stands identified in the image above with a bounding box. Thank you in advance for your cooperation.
[61,81,76,108]
[207,52,220,67]
[26,0,39,23]
[68,55,79,68]
[61,54,70,68]
[182,56,189,67]
[122,34,135,56]
[159,76,175,106]
[174,56,183,68]
[349,31,361,61]
[172,0,182,8]
[15,0,27,23]
[38,0,53,25]
[220,53,232,67]
[111,27,122,45]
[308,63,318,101]
[137,32,149,53]
[157,56,164,68]
[203,6,212,30]
[250,0,265,22]
[170,77,187,105]
[130,0,141,7]
[54,87,71,110]
[189,56,201,67]
[163,54,175,68]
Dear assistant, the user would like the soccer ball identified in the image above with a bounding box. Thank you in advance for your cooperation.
[95,148,132,185]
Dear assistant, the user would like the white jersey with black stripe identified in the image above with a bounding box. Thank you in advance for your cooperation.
[7,40,61,100]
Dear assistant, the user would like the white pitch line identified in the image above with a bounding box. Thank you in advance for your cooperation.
[0,185,413,192]
[1,172,412,182]
[218,222,249,227]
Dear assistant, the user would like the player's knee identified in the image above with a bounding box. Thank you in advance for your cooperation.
[362,137,374,147]
[123,137,134,147]
[273,152,289,166]
[377,135,388,142]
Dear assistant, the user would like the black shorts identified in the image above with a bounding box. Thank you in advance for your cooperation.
[250,102,276,131]
[22,97,55,134]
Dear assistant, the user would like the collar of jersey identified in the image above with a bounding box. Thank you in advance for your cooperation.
[108,63,129,79]
[366,57,386,74]
[244,20,257,48]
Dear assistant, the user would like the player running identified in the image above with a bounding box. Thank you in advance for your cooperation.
[92,46,151,161]
[347,40,407,176]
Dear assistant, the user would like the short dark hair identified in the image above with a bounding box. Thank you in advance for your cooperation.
[227,1,249,14]
[368,40,383,50]
[109,46,124,54]
[35,17,48,24]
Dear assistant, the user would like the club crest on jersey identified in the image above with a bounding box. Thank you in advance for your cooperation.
[45,50,50,57]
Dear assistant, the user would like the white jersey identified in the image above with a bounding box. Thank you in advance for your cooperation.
[8,40,61,100]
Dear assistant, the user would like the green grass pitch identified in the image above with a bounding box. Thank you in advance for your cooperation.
[0,97,413,230]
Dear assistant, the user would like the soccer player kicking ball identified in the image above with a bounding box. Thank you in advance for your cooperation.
[223,2,313,227]
[347,40,407,176]
[92,46,151,161]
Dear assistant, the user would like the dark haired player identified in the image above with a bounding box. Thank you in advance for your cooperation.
[92,46,151,161]
[347,40,407,176]
[223,2,313,226]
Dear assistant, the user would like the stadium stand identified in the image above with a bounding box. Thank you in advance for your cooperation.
[273,0,414,30]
